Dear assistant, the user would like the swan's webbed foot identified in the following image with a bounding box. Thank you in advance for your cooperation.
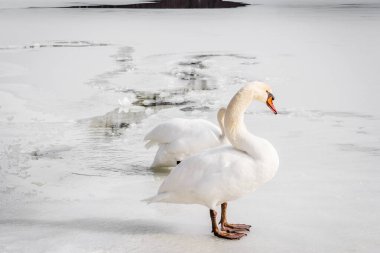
[176,161,181,165]
[210,209,247,240]
[219,202,251,233]
[213,230,247,240]
[221,223,251,232]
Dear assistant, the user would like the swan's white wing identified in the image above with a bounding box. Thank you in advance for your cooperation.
[144,118,189,144]
[162,122,221,154]
[149,146,263,209]
[144,118,221,145]
[145,118,225,167]
[146,119,224,167]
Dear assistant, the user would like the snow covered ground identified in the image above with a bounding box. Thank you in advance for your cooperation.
[0,1,379,252]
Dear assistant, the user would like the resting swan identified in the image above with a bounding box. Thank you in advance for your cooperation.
[144,108,227,167]
[145,82,279,240]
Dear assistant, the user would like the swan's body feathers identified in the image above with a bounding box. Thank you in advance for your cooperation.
[148,146,275,209]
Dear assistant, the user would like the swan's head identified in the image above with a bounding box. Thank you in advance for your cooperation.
[249,81,277,114]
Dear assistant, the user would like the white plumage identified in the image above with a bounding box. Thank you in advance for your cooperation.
[144,108,227,167]
[145,136,278,209]
[145,82,279,240]
[145,146,257,208]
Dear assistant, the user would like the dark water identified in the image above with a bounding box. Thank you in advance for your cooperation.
[61,0,248,9]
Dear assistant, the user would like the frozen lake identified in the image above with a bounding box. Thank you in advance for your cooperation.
[0,1,379,252]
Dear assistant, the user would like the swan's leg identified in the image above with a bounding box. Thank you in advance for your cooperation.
[209,209,246,240]
[220,202,251,232]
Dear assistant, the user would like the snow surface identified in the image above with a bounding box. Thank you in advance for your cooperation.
[0,1,379,253]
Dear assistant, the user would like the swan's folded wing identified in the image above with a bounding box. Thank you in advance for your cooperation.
[144,118,189,144]
[144,119,221,146]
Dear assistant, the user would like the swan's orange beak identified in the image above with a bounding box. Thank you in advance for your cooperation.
[266,92,277,114]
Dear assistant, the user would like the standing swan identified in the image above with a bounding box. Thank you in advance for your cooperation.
[144,107,227,168]
[145,82,279,240]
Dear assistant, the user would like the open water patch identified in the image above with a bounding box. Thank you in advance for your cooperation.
[84,50,259,133]
[59,0,248,9]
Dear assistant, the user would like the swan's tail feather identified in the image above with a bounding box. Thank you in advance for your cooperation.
[144,140,157,149]
[142,192,170,204]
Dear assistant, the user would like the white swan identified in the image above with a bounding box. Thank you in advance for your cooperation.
[145,82,279,240]
[144,108,227,168]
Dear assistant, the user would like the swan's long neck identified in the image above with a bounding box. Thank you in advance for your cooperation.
[224,86,277,164]
[224,89,252,141]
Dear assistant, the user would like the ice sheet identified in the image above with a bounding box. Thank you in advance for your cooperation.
[0,2,379,253]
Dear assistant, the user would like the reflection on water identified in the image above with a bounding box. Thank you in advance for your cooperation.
[129,165,171,178]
